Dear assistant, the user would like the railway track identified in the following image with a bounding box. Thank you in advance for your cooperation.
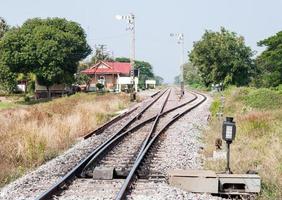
[35,88,207,200]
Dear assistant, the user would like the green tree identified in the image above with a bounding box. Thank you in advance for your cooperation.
[174,75,180,84]
[183,63,203,86]
[115,57,155,88]
[74,73,91,85]
[0,17,9,38]
[88,45,113,66]
[0,65,17,93]
[155,75,164,86]
[189,27,254,87]
[0,17,91,97]
[0,17,16,93]
[115,57,130,63]
[256,31,282,87]
[77,62,89,73]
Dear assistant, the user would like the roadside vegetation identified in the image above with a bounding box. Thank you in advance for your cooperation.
[203,87,282,199]
[181,27,282,199]
[0,92,129,187]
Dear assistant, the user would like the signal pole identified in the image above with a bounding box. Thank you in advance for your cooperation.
[170,33,185,96]
[116,13,137,100]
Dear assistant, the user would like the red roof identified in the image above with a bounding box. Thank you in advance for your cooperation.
[81,61,131,75]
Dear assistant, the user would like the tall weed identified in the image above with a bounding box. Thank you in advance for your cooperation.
[0,93,129,187]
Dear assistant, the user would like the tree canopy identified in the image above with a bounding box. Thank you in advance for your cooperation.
[183,63,203,86]
[88,45,113,66]
[0,17,91,94]
[256,31,282,87]
[0,17,17,93]
[155,75,164,86]
[189,27,254,87]
[0,17,9,39]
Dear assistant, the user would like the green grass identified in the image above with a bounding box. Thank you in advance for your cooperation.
[203,86,282,199]
[209,98,220,116]
[0,102,17,110]
[243,88,282,110]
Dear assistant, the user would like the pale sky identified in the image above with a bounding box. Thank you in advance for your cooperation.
[1,0,282,83]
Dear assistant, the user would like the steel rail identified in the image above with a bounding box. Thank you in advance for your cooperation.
[35,89,168,200]
[83,106,138,139]
[83,90,161,139]
[150,90,161,98]
[36,90,199,200]
[115,92,207,200]
[80,91,199,174]
[81,89,172,174]
[136,89,171,160]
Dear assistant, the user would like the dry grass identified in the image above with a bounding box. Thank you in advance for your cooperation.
[203,87,282,199]
[0,92,129,187]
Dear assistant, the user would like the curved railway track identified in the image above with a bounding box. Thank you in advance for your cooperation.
[35,88,207,200]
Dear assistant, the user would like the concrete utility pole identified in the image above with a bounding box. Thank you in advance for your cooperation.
[170,33,185,96]
[116,13,137,100]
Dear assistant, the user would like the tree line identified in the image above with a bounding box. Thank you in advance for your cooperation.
[0,17,162,95]
[183,27,282,89]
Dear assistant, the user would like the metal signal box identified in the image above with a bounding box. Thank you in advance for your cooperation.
[222,117,236,143]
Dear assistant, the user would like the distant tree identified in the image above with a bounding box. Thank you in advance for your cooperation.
[0,65,17,93]
[189,27,254,87]
[115,57,130,63]
[174,75,180,84]
[77,62,89,72]
[256,31,282,87]
[134,61,154,87]
[0,17,91,97]
[0,17,16,93]
[74,73,91,85]
[115,57,155,87]
[0,17,9,38]
[88,45,113,66]
[183,63,203,86]
[155,75,164,86]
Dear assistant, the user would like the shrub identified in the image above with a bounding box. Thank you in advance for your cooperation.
[24,95,30,102]
[96,83,104,91]
[209,98,220,116]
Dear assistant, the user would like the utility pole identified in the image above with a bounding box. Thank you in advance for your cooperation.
[116,13,137,100]
[170,33,185,96]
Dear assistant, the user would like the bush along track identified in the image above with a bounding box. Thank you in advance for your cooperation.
[203,86,282,200]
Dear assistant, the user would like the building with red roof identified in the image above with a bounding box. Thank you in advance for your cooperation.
[81,61,132,91]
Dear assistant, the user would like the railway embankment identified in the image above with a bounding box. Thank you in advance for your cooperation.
[203,87,282,199]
